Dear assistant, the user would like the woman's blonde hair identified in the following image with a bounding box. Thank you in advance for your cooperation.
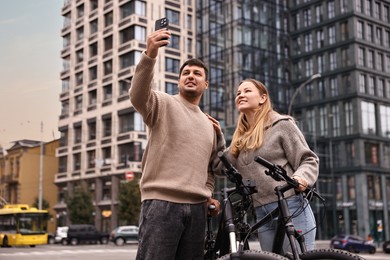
[230,79,273,158]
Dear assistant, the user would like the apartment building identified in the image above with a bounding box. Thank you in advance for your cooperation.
[56,0,195,231]
[0,139,59,233]
[57,0,390,240]
[196,0,390,241]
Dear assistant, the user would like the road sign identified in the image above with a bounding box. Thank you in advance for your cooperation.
[125,171,134,181]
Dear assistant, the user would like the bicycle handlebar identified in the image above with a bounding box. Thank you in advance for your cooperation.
[254,155,325,202]
[218,151,257,196]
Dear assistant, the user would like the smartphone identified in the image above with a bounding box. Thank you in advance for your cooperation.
[155,17,169,46]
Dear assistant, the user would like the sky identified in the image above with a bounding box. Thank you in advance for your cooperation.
[0,1,63,150]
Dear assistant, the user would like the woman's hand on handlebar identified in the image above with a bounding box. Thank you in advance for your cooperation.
[293,176,308,192]
[207,197,221,217]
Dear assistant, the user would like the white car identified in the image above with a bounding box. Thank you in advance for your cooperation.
[55,226,69,244]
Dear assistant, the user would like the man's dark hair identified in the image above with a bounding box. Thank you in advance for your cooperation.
[179,58,208,81]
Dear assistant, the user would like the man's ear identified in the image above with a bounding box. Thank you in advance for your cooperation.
[204,80,209,90]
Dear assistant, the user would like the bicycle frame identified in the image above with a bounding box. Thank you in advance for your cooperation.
[250,184,307,259]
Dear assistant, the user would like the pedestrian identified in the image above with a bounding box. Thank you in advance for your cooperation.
[129,28,224,260]
[209,78,319,253]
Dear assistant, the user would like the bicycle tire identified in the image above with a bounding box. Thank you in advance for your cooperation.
[218,250,289,260]
[300,248,365,260]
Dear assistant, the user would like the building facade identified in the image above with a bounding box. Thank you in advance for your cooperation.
[0,140,59,233]
[56,0,196,231]
[56,0,390,241]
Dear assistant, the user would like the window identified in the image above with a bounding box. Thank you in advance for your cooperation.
[103,84,112,100]
[75,95,83,111]
[61,100,69,117]
[166,82,178,95]
[330,104,340,136]
[316,30,324,48]
[87,150,96,168]
[340,21,348,41]
[366,0,372,16]
[89,66,97,81]
[346,142,355,166]
[357,21,364,39]
[305,59,313,76]
[76,26,84,41]
[88,43,97,58]
[104,60,112,75]
[58,156,67,173]
[102,147,112,165]
[319,106,328,136]
[63,12,71,27]
[90,19,98,35]
[166,9,180,25]
[76,49,84,63]
[358,47,365,66]
[88,120,96,140]
[104,11,113,27]
[73,153,81,171]
[120,0,146,18]
[88,90,97,106]
[356,0,363,12]
[315,5,322,23]
[347,176,356,200]
[304,33,312,52]
[170,34,180,49]
[119,79,131,96]
[63,33,70,48]
[376,27,382,45]
[62,56,70,71]
[104,35,113,51]
[379,105,390,137]
[76,72,83,86]
[359,74,366,93]
[77,4,84,17]
[377,78,384,97]
[90,0,98,11]
[165,57,180,73]
[120,25,146,43]
[102,116,112,137]
[120,51,141,69]
[303,8,311,27]
[365,144,379,167]
[368,76,375,95]
[367,24,373,42]
[367,50,374,68]
[74,125,82,144]
[328,0,335,18]
[328,25,336,44]
[60,129,68,147]
[187,14,192,30]
[344,101,354,134]
[329,51,336,70]
[330,77,338,96]
[377,53,383,71]
[118,110,144,133]
[361,101,376,134]
[384,5,390,22]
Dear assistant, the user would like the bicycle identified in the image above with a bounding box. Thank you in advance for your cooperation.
[204,151,365,260]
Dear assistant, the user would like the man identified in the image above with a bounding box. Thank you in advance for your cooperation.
[129,28,224,260]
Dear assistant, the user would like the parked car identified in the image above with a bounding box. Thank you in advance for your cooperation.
[64,224,109,245]
[330,234,376,254]
[47,233,55,244]
[383,240,390,253]
[110,225,139,246]
[54,226,69,245]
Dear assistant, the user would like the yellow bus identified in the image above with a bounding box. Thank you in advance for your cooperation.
[0,204,48,247]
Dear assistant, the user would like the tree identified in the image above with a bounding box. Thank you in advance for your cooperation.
[33,197,53,220]
[118,180,141,225]
[67,190,94,224]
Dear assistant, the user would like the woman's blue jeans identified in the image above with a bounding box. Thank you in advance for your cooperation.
[136,199,206,260]
[255,194,316,254]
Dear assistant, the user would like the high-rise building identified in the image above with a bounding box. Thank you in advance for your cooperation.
[56,0,196,231]
[197,0,390,241]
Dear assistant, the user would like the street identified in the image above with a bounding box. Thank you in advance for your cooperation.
[0,242,388,260]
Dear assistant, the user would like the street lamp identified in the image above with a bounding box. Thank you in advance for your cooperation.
[288,73,321,116]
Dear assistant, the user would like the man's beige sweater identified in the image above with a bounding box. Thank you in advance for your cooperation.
[129,52,219,204]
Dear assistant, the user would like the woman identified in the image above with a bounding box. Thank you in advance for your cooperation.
[211,79,318,253]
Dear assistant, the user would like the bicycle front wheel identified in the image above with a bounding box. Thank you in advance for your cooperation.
[300,248,365,260]
[218,250,289,260]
